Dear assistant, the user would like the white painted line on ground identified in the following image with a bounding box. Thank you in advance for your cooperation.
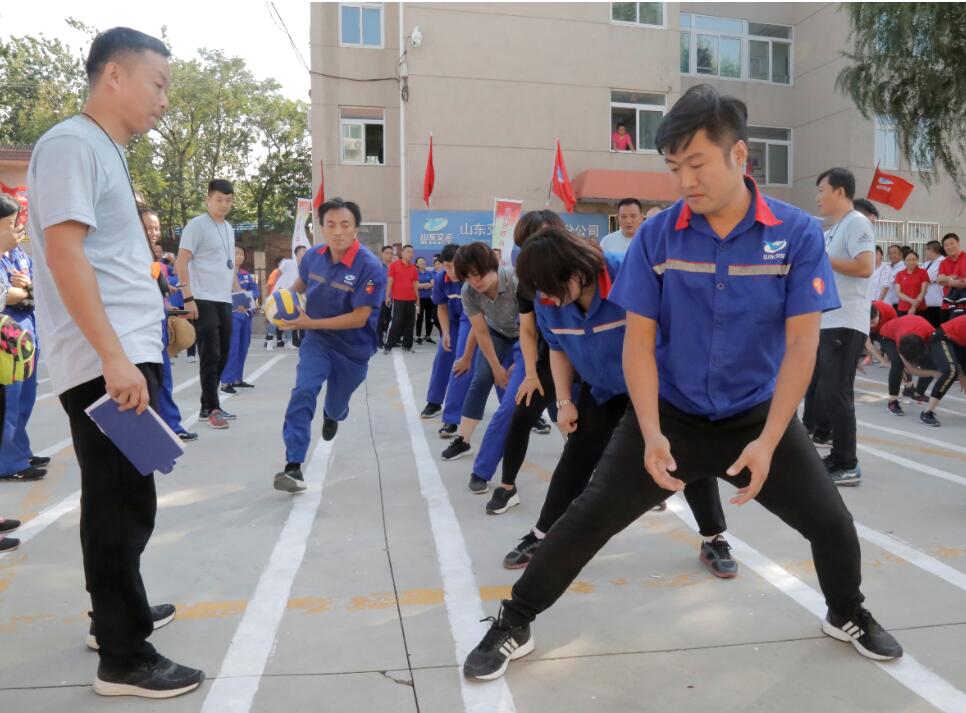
[855,388,966,419]
[665,497,966,713]
[857,420,966,456]
[392,352,517,713]
[858,444,966,488]
[199,438,333,713]
[857,375,966,406]
[853,523,966,593]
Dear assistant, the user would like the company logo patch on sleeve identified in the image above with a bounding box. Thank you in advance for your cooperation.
[365,280,375,295]
[812,277,826,295]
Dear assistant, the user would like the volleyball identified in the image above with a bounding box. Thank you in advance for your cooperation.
[264,288,305,327]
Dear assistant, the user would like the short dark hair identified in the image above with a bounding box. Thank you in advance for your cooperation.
[0,194,20,220]
[318,197,362,226]
[852,197,879,219]
[138,207,159,220]
[516,227,605,304]
[86,27,170,83]
[898,334,928,365]
[888,243,903,256]
[616,122,626,129]
[870,304,880,320]
[901,245,912,258]
[381,245,393,253]
[402,244,415,251]
[904,248,919,259]
[655,84,748,156]
[453,242,499,281]
[208,179,234,196]
[925,240,944,256]
[942,232,960,244]
[439,243,459,262]
[617,197,643,212]
[875,245,884,255]
[513,210,565,248]
[817,167,856,201]
[294,245,307,256]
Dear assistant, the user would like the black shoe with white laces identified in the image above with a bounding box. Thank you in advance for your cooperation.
[463,607,534,680]
[438,423,458,439]
[699,536,738,578]
[531,417,551,435]
[486,486,520,515]
[94,653,205,698]
[822,606,903,660]
[442,436,472,461]
[503,531,541,569]
[87,604,177,651]
[274,464,306,493]
[421,403,442,419]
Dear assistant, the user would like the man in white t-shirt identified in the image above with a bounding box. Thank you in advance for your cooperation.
[27,27,203,698]
[804,168,875,487]
[878,244,904,306]
[921,240,945,326]
[599,198,644,255]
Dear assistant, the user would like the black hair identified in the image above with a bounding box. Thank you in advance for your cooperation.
[898,334,928,365]
[925,240,944,257]
[852,197,879,219]
[513,209,565,248]
[86,27,170,83]
[318,197,362,226]
[516,227,605,304]
[870,304,880,320]
[208,179,234,196]
[655,84,748,156]
[454,242,499,281]
[294,245,308,256]
[901,245,912,258]
[381,245,393,253]
[439,243,459,262]
[616,122,626,129]
[904,248,919,260]
[817,167,856,201]
[875,245,884,255]
[942,232,960,244]
[888,244,903,256]
[0,194,21,220]
[138,207,159,220]
[402,244,415,251]
[617,197,643,212]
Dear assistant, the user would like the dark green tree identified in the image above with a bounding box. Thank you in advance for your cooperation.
[837,3,966,198]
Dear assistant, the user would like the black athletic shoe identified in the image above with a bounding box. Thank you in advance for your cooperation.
[438,423,458,439]
[822,606,903,660]
[322,415,339,441]
[0,466,46,482]
[94,653,205,699]
[911,392,929,404]
[920,410,941,427]
[219,409,237,421]
[901,386,917,399]
[812,433,833,448]
[403,347,415,354]
[177,431,198,442]
[384,348,392,356]
[274,465,306,494]
[421,403,442,419]
[88,604,176,651]
[531,417,552,435]
[887,400,904,417]
[425,337,436,345]
[0,517,20,534]
[234,381,255,389]
[441,436,472,461]
[699,536,738,579]
[463,608,534,680]
[199,409,210,419]
[220,384,238,395]
[486,486,520,515]
[416,338,423,345]
[28,456,51,468]
[469,474,489,494]
[503,532,541,569]
[0,536,19,553]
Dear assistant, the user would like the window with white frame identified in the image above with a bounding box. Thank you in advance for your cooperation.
[874,116,898,170]
[746,126,791,186]
[611,2,665,28]
[340,107,385,165]
[340,3,383,48]
[358,223,387,254]
[680,14,792,85]
[610,90,666,153]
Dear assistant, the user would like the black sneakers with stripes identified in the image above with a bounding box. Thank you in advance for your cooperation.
[822,606,903,660]
[463,607,534,680]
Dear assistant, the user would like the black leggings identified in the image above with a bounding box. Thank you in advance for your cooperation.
[914,332,962,401]
[500,352,556,488]
[882,339,932,397]
[503,399,863,627]
[416,297,436,339]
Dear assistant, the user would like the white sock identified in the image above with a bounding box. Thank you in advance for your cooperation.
[703,533,724,543]
[531,527,545,540]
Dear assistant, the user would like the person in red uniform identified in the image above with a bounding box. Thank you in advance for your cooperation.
[894,314,966,426]
[865,300,897,367]
[878,315,935,417]
[893,249,930,317]
[937,233,966,318]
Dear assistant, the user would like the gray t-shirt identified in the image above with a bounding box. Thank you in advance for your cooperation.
[821,210,875,334]
[461,265,519,339]
[179,213,235,303]
[600,230,634,255]
[27,116,163,395]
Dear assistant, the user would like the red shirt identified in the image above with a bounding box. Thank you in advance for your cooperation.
[941,315,966,347]
[871,300,896,333]
[939,252,966,307]
[894,267,930,312]
[388,260,419,301]
[879,315,934,344]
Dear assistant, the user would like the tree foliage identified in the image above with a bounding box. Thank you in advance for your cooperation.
[837,3,966,198]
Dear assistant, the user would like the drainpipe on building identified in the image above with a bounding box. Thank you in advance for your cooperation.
[398,1,409,246]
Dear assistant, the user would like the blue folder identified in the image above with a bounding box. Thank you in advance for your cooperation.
[84,394,185,476]
[232,291,254,311]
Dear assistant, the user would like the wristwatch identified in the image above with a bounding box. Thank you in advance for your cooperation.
[556,399,574,409]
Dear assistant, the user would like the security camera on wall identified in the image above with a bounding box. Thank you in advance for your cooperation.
[411,26,423,48]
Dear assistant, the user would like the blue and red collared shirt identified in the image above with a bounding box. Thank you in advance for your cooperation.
[236,269,259,315]
[611,177,840,421]
[1,246,33,319]
[298,239,386,361]
[535,253,628,405]
[431,270,465,325]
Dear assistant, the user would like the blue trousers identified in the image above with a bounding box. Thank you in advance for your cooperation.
[158,320,186,434]
[442,318,480,425]
[283,336,369,464]
[425,319,461,406]
[0,313,36,476]
[473,343,527,480]
[221,312,252,384]
[460,329,515,421]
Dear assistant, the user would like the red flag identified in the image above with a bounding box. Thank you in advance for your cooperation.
[867,166,914,210]
[550,140,577,213]
[423,134,435,208]
[312,161,325,210]
[0,182,28,231]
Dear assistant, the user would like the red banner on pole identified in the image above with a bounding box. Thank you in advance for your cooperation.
[311,161,325,211]
[423,134,435,208]
[550,140,577,213]
[867,166,914,210]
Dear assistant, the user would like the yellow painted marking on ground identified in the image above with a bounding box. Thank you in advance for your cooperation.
[479,585,513,602]
[287,596,335,613]
[611,578,628,586]
[174,600,248,620]
[519,461,553,482]
[859,434,966,463]
[933,546,965,559]
[567,580,596,594]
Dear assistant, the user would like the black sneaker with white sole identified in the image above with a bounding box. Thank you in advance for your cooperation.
[441,436,472,461]
[486,486,520,515]
[531,417,551,435]
[920,410,941,427]
[811,433,833,448]
[274,465,306,493]
[88,604,177,650]
[822,606,903,660]
[887,400,904,417]
[503,531,541,569]
[220,384,237,395]
[699,536,738,579]
[94,653,205,698]
[420,403,442,419]
[462,608,534,680]
[469,474,489,494]
[438,423,458,439]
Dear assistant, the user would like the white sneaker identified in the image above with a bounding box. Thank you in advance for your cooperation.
[265,341,276,351]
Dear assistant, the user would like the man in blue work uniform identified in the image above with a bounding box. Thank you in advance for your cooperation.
[274,198,386,494]
[464,85,902,681]
[0,233,49,480]
[420,243,464,418]
[499,227,734,576]
[220,246,259,394]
